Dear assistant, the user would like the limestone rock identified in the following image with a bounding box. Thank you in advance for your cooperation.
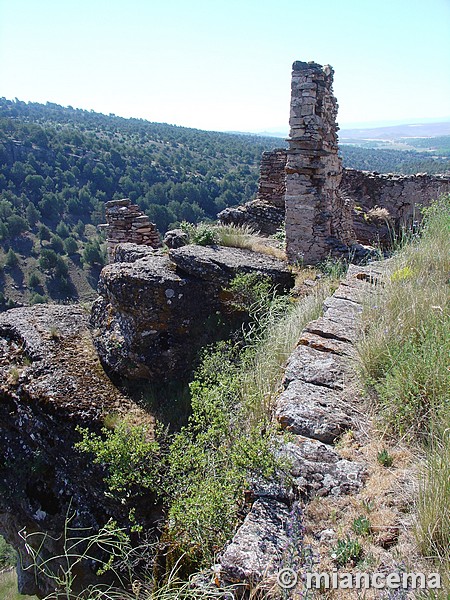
[280,437,366,497]
[0,305,157,597]
[283,344,351,390]
[112,242,155,263]
[91,253,217,380]
[275,379,353,443]
[163,228,189,249]
[169,244,293,289]
[219,498,290,584]
[92,246,294,380]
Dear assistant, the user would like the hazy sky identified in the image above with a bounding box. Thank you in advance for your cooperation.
[1,0,449,132]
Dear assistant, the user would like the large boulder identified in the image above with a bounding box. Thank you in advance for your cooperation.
[91,245,294,381]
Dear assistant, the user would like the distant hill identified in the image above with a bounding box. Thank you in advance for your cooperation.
[340,121,450,140]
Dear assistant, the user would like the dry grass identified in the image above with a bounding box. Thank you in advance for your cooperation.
[0,568,38,600]
[213,224,287,261]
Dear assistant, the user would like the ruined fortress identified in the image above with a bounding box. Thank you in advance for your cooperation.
[1,60,449,598]
[219,61,450,263]
[100,61,449,264]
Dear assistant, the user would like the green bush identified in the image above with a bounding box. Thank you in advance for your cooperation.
[76,421,162,498]
[0,535,16,569]
[4,248,19,268]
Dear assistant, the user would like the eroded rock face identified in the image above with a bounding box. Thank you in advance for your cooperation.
[0,305,158,597]
[91,245,294,381]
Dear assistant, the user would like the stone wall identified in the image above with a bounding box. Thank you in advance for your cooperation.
[285,61,353,264]
[99,199,160,260]
[257,148,287,208]
[218,149,287,235]
[341,170,450,245]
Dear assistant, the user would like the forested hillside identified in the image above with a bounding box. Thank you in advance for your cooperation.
[340,144,450,173]
[1,97,449,310]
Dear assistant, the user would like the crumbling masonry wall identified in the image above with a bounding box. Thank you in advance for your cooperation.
[257,149,287,208]
[99,199,160,261]
[285,61,353,264]
[217,149,286,234]
[341,170,450,244]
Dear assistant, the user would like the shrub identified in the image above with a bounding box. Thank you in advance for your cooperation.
[30,292,46,305]
[28,272,41,289]
[331,536,363,566]
[4,248,19,268]
[64,236,78,255]
[75,421,163,500]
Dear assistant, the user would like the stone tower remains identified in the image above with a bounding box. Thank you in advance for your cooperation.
[285,61,352,264]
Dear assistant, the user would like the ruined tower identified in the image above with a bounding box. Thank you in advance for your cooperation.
[285,61,351,264]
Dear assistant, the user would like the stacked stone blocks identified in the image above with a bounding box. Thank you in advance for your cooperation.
[99,199,160,260]
[285,61,352,264]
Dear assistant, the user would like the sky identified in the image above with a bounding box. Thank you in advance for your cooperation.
[1,0,449,133]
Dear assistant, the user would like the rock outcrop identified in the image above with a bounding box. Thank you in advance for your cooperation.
[0,305,158,597]
[91,244,294,381]
[218,263,386,588]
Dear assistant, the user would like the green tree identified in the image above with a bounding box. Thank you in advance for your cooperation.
[6,214,28,238]
[5,248,19,268]
[82,240,105,266]
[38,224,51,242]
[50,234,65,253]
[64,236,78,255]
[39,248,58,270]
[28,272,41,289]
[26,202,41,228]
[56,221,70,238]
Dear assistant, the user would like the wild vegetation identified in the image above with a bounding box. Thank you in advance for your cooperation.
[358,195,450,593]
[340,145,450,174]
[1,98,449,308]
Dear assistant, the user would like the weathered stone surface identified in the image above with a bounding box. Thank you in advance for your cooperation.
[91,253,218,380]
[169,245,294,289]
[92,246,293,380]
[342,170,450,246]
[283,344,351,390]
[218,199,284,235]
[112,242,155,263]
[285,61,354,264]
[163,228,189,249]
[280,437,366,497]
[298,331,356,356]
[219,498,290,584]
[0,305,157,597]
[275,379,353,443]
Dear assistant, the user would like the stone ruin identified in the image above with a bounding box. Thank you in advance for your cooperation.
[219,61,450,264]
[99,198,160,260]
[285,61,353,263]
[217,149,286,235]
